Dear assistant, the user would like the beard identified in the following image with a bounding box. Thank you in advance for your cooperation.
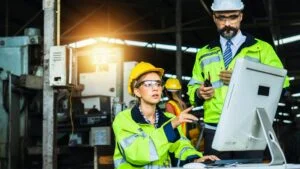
[218,26,238,39]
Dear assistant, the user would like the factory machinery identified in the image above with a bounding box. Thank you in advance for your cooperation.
[0,28,136,169]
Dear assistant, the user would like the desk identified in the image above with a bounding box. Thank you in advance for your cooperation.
[162,164,300,169]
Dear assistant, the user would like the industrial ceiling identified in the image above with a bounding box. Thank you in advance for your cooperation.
[0,0,299,96]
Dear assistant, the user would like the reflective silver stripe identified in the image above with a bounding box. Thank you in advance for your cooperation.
[114,158,162,169]
[200,55,221,68]
[144,164,161,169]
[138,128,147,138]
[177,147,194,167]
[178,146,193,156]
[120,129,147,148]
[211,80,223,89]
[120,134,139,148]
[200,51,219,60]
[149,138,159,161]
[189,78,223,89]
[244,56,259,63]
[188,78,202,86]
[179,136,190,141]
[204,124,217,130]
[120,133,159,162]
[114,158,126,168]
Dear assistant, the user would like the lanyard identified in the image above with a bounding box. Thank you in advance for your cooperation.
[139,106,159,128]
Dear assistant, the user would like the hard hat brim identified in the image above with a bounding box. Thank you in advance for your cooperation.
[167,89,181,92]
[211,7,244,11]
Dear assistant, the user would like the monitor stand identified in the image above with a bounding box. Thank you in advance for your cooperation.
[231,108,287,169]
[162,108,289,169]
[256,108,286,166]
[229,108,286,169]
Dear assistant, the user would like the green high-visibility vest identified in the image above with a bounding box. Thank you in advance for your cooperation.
[113,107,202,169]
[188,34,290,124]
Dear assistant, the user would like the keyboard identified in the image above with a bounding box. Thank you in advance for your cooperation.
[203,158,263,166]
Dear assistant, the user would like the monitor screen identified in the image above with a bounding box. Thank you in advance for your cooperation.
[212,58,287,152]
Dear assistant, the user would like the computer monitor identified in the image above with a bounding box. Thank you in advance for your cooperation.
[212,58,287,165]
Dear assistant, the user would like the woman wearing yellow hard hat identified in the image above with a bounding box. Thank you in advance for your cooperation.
[112,61,219,169]
[164,78,188,136]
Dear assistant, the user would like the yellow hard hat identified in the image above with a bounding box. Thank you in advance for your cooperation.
[165,78,182,91]
[128,62,164,96]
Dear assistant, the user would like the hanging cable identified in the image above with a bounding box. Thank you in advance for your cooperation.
[69,88,74,135]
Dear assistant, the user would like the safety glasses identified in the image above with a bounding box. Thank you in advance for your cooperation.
[136,80,163,88]
[214,13,241,23]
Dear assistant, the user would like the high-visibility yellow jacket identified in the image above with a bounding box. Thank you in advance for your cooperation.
[187,33,290,124]
[166,100,187,136]
[113,105,202,169]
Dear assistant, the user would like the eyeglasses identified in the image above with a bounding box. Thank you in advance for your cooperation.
[214,13,240,23]
[136,80,163,88]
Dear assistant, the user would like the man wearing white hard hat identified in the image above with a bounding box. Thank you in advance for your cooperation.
[188,0,290,160]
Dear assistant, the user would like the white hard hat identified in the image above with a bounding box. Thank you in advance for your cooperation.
[211,0,244,11]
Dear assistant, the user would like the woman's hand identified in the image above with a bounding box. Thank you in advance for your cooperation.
[193,155,220,163]
[171,107,198,128]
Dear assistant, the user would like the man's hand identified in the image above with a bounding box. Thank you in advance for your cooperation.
[171,107,198,129]
[198,84,214,100]
[219,70,232,85]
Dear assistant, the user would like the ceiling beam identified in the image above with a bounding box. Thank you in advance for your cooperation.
[199,0,212,17]
[61,4,104,36]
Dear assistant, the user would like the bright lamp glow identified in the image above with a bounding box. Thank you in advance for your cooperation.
[161,97,169,101]
[92,48,110,64]
[289,77,295,81]
[155,44,177,51]
[282,120,292,124]
[124,40,148,47]
[164,74,177,78]
[91,47,123,72]
[274,34,300,46]
[292,93,300,97]
[69,38,97,48]
[192,106,203,111]
[68,36,198,53]
[163,74,191,81]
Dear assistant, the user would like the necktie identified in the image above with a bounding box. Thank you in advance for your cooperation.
[223,40,233,68]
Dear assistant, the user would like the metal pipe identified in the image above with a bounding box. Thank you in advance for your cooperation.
[175,0,182,80]
[5,0,9,36]
[8,73,20,169]
[57,0,60,45]
[43,0,57,168]
[199,0,212,17]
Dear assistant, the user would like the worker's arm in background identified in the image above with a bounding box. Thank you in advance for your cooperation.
[165,102,176,115]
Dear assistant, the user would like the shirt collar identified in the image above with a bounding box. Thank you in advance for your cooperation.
[208,31,257,49]
[220,30,244,47]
